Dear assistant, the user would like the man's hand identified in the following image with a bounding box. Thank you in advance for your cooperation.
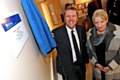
[86,63,89,70]
[96,63,104,71]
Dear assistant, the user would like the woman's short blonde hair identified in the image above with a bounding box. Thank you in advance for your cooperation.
[92,9,108,23]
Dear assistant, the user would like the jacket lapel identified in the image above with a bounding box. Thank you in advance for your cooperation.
[62,26,72,52]
[76,26,82,52]
[106,25,116,51]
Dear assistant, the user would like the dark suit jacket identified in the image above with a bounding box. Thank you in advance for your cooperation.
[88,1,102,20]
[107,0,120,25]
[52,24,89,77]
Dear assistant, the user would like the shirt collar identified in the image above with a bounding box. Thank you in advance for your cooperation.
[65,25,76,34]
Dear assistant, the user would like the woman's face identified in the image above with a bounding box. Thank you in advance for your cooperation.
[94,16,108,34]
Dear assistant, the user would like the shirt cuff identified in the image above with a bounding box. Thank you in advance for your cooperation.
[108,60,119,70]
[91,56,98,66]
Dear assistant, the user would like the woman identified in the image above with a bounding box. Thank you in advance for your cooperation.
[86,9,120,80]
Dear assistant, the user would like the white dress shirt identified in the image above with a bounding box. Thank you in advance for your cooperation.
[66,25,81,62]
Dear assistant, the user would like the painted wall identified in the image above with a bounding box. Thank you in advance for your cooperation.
[0,0,55,80]
[35,0,64,30]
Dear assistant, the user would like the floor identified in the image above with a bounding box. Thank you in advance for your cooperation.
[86,60,92,80]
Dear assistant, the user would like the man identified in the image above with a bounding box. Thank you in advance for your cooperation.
[65,3,71,9]
[52,7,89,80]
[107,0,120,25]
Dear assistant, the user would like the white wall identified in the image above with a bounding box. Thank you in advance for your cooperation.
[0,0,54,80]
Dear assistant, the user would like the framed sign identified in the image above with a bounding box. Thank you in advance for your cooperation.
[0,12,29,58]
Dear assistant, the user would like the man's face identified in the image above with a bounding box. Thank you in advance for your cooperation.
[64,10,78,29]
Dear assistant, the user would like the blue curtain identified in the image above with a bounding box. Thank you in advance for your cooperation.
[21,0,57,57]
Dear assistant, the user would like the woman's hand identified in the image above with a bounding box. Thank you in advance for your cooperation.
[102,67,110,72]
[96,63,110,72]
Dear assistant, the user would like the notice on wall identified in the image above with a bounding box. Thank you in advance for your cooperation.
[0,12,29,58]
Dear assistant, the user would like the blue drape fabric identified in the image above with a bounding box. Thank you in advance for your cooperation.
[21,0,57,57]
